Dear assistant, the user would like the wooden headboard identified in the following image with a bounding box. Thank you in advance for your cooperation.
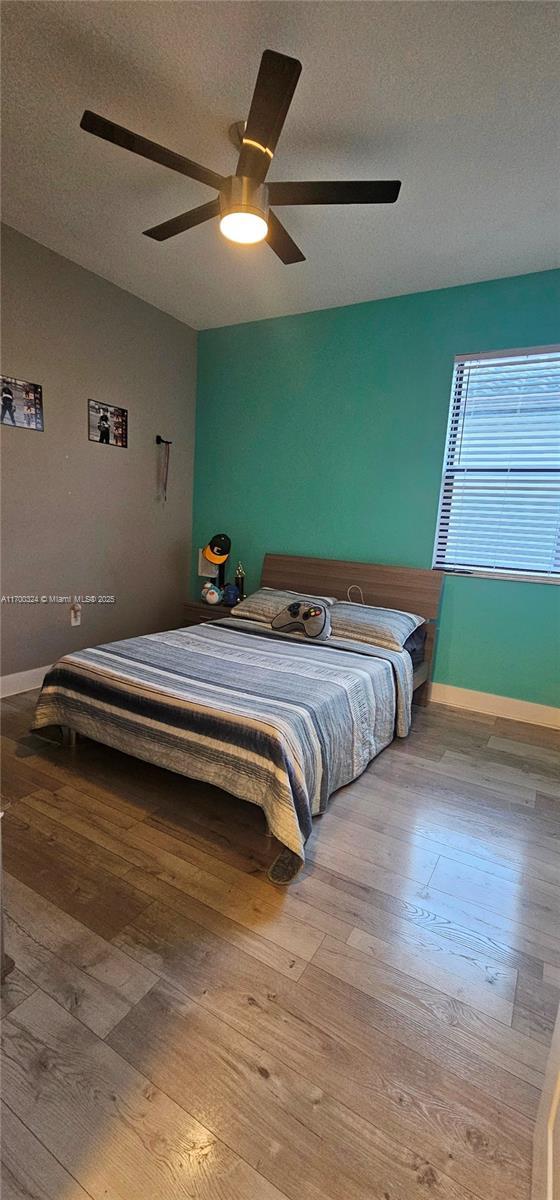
[260,553,443,702]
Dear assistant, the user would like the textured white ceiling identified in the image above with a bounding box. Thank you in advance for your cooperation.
[2,1,559,329]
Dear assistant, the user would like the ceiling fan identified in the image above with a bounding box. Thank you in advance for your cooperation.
[80,49,401,265]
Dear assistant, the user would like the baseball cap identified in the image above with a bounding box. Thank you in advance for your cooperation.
[203,533,231,565]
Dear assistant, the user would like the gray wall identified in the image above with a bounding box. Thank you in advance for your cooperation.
[1,225,197,676]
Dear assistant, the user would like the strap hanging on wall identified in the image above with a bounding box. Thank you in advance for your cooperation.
[156,435,172,502]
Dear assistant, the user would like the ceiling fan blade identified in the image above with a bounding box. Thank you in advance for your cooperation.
[80,111,225,191]
[143,198,221,241]
[236,50,301,184]
[268,180,402,205]
[266,211,305,264]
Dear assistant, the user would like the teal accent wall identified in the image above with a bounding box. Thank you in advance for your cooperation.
[194,270,560,706]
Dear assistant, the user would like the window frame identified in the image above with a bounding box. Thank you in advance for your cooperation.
[432,344,560,585]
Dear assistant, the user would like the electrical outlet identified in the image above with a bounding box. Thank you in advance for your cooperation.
[70,602,81,627]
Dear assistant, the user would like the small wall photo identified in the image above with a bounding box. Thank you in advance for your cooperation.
[88,399,128,448]
[1,375,44,430]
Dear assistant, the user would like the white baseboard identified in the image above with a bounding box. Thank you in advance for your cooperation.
[430,682,560,729]
[0,664,52,698]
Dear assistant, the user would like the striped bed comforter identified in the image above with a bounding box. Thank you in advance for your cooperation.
[33,618,413,862]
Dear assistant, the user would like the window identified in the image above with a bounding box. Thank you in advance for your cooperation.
[433,347,560,580]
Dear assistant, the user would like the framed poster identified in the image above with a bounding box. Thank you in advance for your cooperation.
[88,399,128,448]
[1,376,44,431]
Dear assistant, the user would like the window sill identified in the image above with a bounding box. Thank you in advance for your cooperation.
[437,568,559,585]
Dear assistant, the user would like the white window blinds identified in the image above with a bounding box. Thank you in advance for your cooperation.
[433,347,560,579]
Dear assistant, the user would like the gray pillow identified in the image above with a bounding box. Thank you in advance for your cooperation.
[330,601,425,651]
[272,600,331,640]
[234,587,335,625]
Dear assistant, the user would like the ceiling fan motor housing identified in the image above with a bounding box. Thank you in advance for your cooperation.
[219,176,269,224]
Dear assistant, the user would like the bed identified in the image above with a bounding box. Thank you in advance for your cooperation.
[33,554,442,881]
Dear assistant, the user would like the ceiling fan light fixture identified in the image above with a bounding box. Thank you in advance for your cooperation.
[219,211,268,244]
[219,175,269,245]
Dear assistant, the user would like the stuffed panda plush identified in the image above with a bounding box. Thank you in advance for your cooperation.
[201,581,223,605]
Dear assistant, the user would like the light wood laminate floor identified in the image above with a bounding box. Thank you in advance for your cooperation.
[1,689,559,1200]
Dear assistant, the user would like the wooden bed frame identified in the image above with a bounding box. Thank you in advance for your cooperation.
[261,553,443,704]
